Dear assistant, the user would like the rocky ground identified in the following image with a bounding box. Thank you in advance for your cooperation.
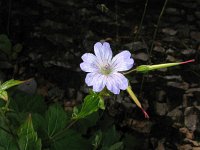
[0,0,200,149]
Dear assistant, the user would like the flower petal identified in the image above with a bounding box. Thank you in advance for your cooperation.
[85,72,106,92]
[112,72,128,90]
[111,50,134,72]
[94,42,112,64]
[106,75,120,94]
[80,62,98,72]
[81,53,96,63]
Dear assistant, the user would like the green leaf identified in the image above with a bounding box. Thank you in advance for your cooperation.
[0,79,26,91]
[51,129,91,150]
[108,142,123,150]
[0,110,18,150]
[10,91,46,114]
[72,92,105,120]
[17,114,42,150]
[75,112,99,134]
[0,34,12,55]
[45,104,68,138]
[102,126,121,147]
[92,130,102,149]
[0,90,8,101]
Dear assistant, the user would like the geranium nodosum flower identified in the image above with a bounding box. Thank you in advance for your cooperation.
[80,42,134,94]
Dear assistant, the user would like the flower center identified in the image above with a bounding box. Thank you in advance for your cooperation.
[100,64,112,75]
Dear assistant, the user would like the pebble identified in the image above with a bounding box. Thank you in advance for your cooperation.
[134,52,149,61]
[162,28,177,36]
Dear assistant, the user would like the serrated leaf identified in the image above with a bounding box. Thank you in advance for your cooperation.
[75,112,99,134]
[51,129,91,150]
[72,92,105,120]
[0,79,26,91]
[0,110,18,150]
[0,34,12,55]
[45,104,68,138]
[10,91,46,114]
[17,114,42,150]
[0,90,8,101]
[102,126,121,147]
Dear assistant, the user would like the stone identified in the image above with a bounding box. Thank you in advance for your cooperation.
[153,45,165,53]
[162,28,177,36]
[167,81,189,90]
[167,106,183,121]
[17,78,37,94]
[155,102,168,116]
[190,32,200,42]
[134,52,149,61]
[181,49,196,56]
[184,107,200,131]
[165,8,180,15]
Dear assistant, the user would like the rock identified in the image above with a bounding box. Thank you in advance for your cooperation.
[195,11,200,19]
[155,138,165,150]
[184,107,200,131]
[162,28,177,36]
[156,90,166,102]
[167,81,189,90]
[17,78,37,94]
[190,32,200,42]
[166,48,175,54]
[125,119,153,134]
[167,106,183,121]
[165,8,180,15]
[178,144,192,150]
[186,88,200,94]
[134,53,149,61]
[125,41,148,51]
[179,127,194,139]
[155,102,168,116]
[166,55,177,62]
[183,138,200,147]
[76,90,83,102]
[163,75,182,81]
[153,45,165,53]
[181,49,196,56]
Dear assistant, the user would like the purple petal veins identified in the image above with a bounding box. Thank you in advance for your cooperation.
[80,42,134,94]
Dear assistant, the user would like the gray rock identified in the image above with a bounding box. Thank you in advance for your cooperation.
[166,55,177,62]
[195,11,200,19]
[134,52,149,61]
[156,90,166,102]
[165,8,180,15]
[155,102,168,116]
[190,32,200,41]
[17,78,37,94]
[167,81,189,90]
[184,107,200,131]
[167,106,183,121]
[153,46,165,53]
[125,41,148,51]
[162,28,177,36]
[181,49,196,56]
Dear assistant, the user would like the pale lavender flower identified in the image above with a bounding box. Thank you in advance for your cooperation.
[80,42,134,94]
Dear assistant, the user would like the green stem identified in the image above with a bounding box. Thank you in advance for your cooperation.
[123,69,137,75]
[134,0,149,42]
[148,0,168,63]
